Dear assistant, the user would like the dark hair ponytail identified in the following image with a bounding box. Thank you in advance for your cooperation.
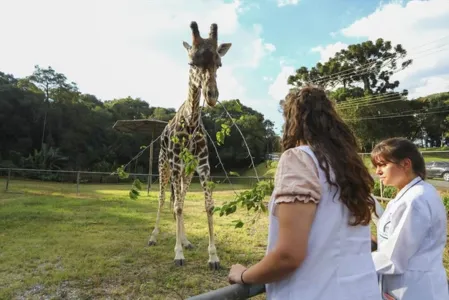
[371,137,426,179]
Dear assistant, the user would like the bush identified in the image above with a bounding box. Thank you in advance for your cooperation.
[373,180,397,199]
[442,194,449,213]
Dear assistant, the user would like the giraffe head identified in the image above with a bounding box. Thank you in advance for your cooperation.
[183,21,232,107]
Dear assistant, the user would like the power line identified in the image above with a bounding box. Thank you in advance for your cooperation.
[303,35,449,86]
[314,35,449,84]
[336,93,406,109]
[318,44,448,87]
[343,108,449,121]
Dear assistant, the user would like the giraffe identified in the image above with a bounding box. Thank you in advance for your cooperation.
[147,21,232,270]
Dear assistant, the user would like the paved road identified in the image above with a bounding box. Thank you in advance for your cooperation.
[427,179,449,191]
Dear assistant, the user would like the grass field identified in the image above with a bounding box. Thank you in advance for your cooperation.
[1,180,448,299]
[0,181,269,300]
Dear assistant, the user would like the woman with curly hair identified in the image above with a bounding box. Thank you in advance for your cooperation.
[228,86,380,299]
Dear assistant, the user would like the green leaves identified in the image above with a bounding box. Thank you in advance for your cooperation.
[115,166,142,200]
[116,165,129,179]
[206,180,216,191]
[214,180,274,228]
[216,123,231,146]
[180,147,198,176]
[129,179,142,200]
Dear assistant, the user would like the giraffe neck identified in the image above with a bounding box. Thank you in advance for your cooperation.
[180,69,202,128]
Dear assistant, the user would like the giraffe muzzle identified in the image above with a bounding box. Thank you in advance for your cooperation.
[205,89,218,106]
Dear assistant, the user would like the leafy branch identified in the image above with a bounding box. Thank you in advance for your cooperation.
[216,123,231,146]
[116,165,143,200]
[213,180,274,228]
[217,100,260,180]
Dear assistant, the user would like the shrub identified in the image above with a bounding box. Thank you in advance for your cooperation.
[441,194,449,213]
[373,180,397,199]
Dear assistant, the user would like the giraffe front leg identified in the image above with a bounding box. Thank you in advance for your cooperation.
[198,165,220,270]
[180,173,194,249]
[148,160,169,246]
[172,173,186,267]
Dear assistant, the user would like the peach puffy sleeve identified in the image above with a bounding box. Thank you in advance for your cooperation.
[272,148,321,205]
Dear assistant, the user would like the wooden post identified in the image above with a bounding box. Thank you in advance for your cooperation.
[76,172,80,195]
[380,179,384,204]
[147,129,154,195]
[5,169,11,192]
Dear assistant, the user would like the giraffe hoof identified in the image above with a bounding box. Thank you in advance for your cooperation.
[208,261,220,270]
[148,240,157,247]
[174,259,186,267]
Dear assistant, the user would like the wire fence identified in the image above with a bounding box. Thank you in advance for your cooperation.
[0,168,273,196]
[2,150,449,197]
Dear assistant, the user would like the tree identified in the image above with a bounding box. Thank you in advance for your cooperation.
[104,97,152,120]
[150,107,176,122]
[201,99,279,170]
[27,65,79,150]
[0,68,281,177]
[288,38,412,95]
[416,92,449,147]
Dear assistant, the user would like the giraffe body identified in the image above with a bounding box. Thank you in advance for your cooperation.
[148,21,232,270]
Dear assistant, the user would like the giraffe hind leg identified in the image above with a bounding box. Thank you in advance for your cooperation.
[172,171,186,266]
[148,152,170,246]
[197,160,220,270]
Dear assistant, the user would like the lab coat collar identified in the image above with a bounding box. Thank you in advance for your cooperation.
[392,176,422,203]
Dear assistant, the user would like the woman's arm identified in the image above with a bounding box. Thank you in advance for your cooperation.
[228,148,320,284]
[238,201,317,284]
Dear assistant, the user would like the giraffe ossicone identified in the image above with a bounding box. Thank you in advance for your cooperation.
[147,21,232,270]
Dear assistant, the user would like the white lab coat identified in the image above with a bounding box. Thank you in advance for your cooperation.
[372,176,449,299]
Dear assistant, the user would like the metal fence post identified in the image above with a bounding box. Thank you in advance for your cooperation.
[76,172,80,195]
[5,169,11,192]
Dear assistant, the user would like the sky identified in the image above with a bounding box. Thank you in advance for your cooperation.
[1,0,449,134]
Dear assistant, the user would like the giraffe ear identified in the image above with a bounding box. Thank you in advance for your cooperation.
[217,43,232,57]
[183,41,192,51]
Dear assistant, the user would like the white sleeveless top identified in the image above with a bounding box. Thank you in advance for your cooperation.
[265,146,381,299]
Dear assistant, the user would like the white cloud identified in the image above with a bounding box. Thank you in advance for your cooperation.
[268,65,296,101]
[412,75,449,99]
[0,0,274,109]
[338,0,449,98]
[311,42,348,63]
[265,43,277,53]
[277,0,300,7]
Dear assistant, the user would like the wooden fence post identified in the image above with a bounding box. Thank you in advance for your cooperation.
[5,169,11,192]
[76,172,80,195]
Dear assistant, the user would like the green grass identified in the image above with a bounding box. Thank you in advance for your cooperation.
[0,181,269,299]
[1,180,448,299]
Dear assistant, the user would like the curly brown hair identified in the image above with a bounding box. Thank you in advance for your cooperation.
[281,85,375,226]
